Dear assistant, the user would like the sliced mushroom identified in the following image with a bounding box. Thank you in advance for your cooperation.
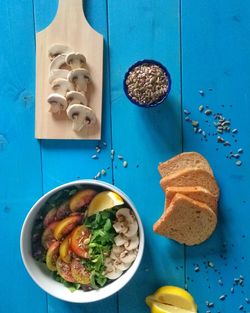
[68,69,90,92]
[47,94,67,114]
[110,245,125,261]
[105,268,123,280]
[114,234,128,247]
[66,91,88,107]
[113,221,128,234]
[49,69,69,84]
[50,54,68,71]
[51,78,74,95]
[124,220,138,238]
[116,208,134,224]
[66,104,97,131]
[66,53,86,69]
[120,249,137,264]
[124,235,139,251]
[48,44,71,61]
[114,259,132,272]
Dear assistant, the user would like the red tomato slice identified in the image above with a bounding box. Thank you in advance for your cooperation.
[71,259,90,284]
[43,208,57,227]
[54,214,83,241]
[46,241,60,271]
[56,257,75,283]
[41,221,59,249]
[70,225,90,258]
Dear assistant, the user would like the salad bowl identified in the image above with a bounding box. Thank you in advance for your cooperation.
[20,180,144,303]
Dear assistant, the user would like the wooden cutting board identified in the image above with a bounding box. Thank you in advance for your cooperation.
[35,0,103,140]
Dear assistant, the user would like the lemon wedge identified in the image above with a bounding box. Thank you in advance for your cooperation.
[87,191,124,216]
[151,302,195,313]
[146,286,197,313]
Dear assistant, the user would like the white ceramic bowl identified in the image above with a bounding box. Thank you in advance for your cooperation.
[20,180,144,303]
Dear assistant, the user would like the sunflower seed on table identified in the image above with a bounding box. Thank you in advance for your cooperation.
[232,128,238,133]
[123,161,128,168]
[192,120,199,127]
[91,154,98,159]
[236,160,242,166]
[118,155,123,160]
[199,105,204,112]
[101,169,106,175]
[219,295,226,301]
[184,109,190,115]
[205,109,212,115]
[199,90,205,96]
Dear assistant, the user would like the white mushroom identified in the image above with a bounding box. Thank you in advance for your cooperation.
[66,91,88,107]
[50,54,68,71]
[110,245,125,261]
[120,249,137,264]
[68,69,90,92]
[114,234,128,247]
[51,78,74,95]
[124,220,138,238]
[48,44,71,61]
[49,69,69,84]
[66,53,86,69]
[105,268,123,280]
[113,221,128,234]
[114,259,132,271]
[124,235,139,251]
[66,104,97,131]
[116,208,134,224]
[47,94,67,113]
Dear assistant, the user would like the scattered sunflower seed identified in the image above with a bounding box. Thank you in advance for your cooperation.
[193,127,198,133]
[111,149,115,155]
[199,105,204,112]
[185,117,192,122]
[123,161,128,168]
[184,109,191,115]
[217,136,225,143]
[118,155,123,160]
[192,120,199,127]
[95,172,101,179]
[207,302,214,308]
[219,295,226,301]
[245,298,250,304]
[198,128,202,133]
[91,154,98,159]
[194,266,200,272]
[223,141,231,146]
[232,128,238,134]
[208,261,214,268]
[238,148,243,154]
[199,90,205,96]
[101,169,106,176]
[202,131,207,137]
[205,109,212,115]
[218,279,223,286]
[102,141,107,146]
[239,305,244,310]
[231,287,234,294]
[236,160,242,166]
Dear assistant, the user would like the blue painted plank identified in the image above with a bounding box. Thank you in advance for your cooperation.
[33,0,117,312]
[108,1,183,313]
[181,0,250,312]
[0,1,46,313]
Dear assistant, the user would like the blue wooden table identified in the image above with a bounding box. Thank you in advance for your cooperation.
[1,1,250,312]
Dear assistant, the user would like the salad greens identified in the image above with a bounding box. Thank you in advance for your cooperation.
[83,208,118,289]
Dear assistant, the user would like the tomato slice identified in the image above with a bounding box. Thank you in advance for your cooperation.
[56,257,75,283]
[71,259,90,284]
[69,189,97,212]
[56,201,70,220]
[59,234,72,263]
[41,221,59,249]
[70,225,90,258]
[46,241,60,271]
[43,208,57,227]
[54,214,83,241]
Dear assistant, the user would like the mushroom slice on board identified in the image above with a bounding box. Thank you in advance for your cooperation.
[66,53,86,69]
[124,235,139,251]
[51,78,74,95]
[50,54,68,71]
[66,91,88,107]
[68,69,90,92]
[66,104,97,131]
[48,44,71,61]
[120,249,137,264]
[49,69,69,84]
[47,94,68,114]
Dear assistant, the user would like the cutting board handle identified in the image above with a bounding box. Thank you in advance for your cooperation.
[54,0,89,26]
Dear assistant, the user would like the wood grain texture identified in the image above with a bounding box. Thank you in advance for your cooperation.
[0,1,46,313]
[36,0,103,139]
[181,0,250,311]
[108,1,184,313]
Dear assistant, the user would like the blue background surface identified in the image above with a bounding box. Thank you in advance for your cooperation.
[0,1,249,312]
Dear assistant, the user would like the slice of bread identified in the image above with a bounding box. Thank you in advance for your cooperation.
[153,193,217,246]
[166,186,218,214]
[158,152,213,177]
[160,168,219,197]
